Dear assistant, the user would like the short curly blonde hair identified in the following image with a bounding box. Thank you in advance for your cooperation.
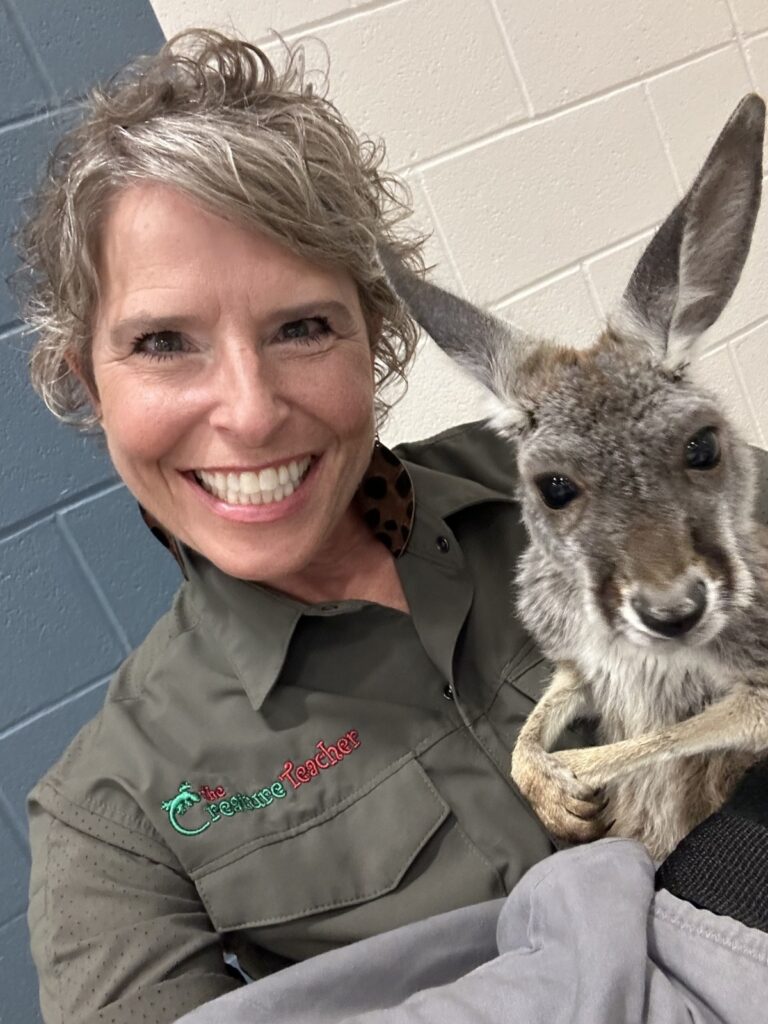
[16,30,424,428]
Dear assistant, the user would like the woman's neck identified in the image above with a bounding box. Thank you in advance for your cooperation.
[263,509,410,613]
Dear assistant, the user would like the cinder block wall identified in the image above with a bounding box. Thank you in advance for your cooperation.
[152,0,768,448]
[0,1,169,1019]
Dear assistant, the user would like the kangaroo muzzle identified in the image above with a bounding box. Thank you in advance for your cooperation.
[629,577,708,638]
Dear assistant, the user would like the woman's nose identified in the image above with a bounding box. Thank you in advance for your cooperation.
[207,343,291,442]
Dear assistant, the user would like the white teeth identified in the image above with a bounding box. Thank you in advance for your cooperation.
[196,456,312,506]
[240,471,259,495]
[259,466,278,490]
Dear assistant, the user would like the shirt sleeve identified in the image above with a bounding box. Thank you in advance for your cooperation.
[28,806,241,1024]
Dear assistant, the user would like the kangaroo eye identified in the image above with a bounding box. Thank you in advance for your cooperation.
[535,474,580,510]
[685,427,720,470]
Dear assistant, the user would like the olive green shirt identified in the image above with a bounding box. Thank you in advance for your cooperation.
[26,421,595,1023]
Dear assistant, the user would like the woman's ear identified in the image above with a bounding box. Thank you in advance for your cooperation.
[64,350,101,419]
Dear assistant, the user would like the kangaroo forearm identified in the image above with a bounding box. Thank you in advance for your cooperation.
[557,686,768,785]
[516,662,589,752]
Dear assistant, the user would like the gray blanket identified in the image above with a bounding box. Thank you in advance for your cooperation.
[177,838,768,1024]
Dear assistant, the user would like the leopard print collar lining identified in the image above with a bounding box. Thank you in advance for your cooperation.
[354,440,414,558]
[140,440,415,577]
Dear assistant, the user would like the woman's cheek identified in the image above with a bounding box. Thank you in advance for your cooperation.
[309,347,376,433]
[99,372,192,470]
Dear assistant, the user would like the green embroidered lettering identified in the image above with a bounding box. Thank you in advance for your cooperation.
[219,800,233,816]
[272,781,286,799]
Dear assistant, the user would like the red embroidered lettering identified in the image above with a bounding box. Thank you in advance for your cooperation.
[276,731,361,791]
[279,761,301,790]
[316,740,340,765]
[314,745,332,769]
[200,784,228,802]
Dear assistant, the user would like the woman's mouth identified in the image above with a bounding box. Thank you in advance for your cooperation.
[192,455,314,506]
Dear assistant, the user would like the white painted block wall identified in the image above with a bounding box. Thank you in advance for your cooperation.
[149,0,768,448]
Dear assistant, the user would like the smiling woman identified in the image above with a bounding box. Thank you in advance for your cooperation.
[17,30,572,1024]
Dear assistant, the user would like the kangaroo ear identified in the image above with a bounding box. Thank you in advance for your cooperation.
[378,247,537,423]
[610,94,765,366]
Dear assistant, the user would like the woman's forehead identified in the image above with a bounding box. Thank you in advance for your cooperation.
[96,182,359,321]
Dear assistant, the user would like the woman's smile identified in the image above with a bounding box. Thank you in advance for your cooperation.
[183,453,320,523]
[193,454,314,504]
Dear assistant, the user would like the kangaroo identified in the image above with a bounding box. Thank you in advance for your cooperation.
[382,94,768,859]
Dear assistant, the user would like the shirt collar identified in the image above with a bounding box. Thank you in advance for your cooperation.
[140,435,517,710]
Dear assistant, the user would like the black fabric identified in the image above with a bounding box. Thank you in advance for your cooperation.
[655,759,768,932]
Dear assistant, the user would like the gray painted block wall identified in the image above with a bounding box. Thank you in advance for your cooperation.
[0,2,176,1020]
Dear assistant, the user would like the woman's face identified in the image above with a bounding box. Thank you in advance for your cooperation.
[89,182,377,584]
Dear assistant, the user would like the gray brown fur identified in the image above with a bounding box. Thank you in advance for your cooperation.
[382,94,768,859]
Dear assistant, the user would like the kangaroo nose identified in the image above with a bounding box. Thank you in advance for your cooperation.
[630,579,707,638]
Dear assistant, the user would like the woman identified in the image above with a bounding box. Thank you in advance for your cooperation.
[19,29,768,1024]
[20,30,563,1024]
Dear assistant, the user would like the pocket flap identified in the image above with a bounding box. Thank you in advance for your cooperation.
[196,757,449,930]
[505,650,551,702]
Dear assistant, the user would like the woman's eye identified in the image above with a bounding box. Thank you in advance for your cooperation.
[278,317,333,344]
[132,330,185,360]
[685,427,720,470]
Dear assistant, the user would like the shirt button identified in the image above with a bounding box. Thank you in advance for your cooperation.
[436,535,450,553]
[442,684,454,701]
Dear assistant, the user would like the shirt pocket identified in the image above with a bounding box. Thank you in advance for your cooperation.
[502,641,551,703]
[194,755,449,931]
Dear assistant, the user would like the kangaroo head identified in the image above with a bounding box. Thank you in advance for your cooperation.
[383,95,765,649]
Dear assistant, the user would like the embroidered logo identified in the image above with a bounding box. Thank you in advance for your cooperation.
[161,781,211,837]
[161,729,361,837]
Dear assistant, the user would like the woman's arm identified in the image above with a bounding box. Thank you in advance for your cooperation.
[28,807,241,1024]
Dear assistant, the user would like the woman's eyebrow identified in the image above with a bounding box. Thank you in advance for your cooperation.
[110,300,357,339]
[266,300,356,324]
[109,312,200,339]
